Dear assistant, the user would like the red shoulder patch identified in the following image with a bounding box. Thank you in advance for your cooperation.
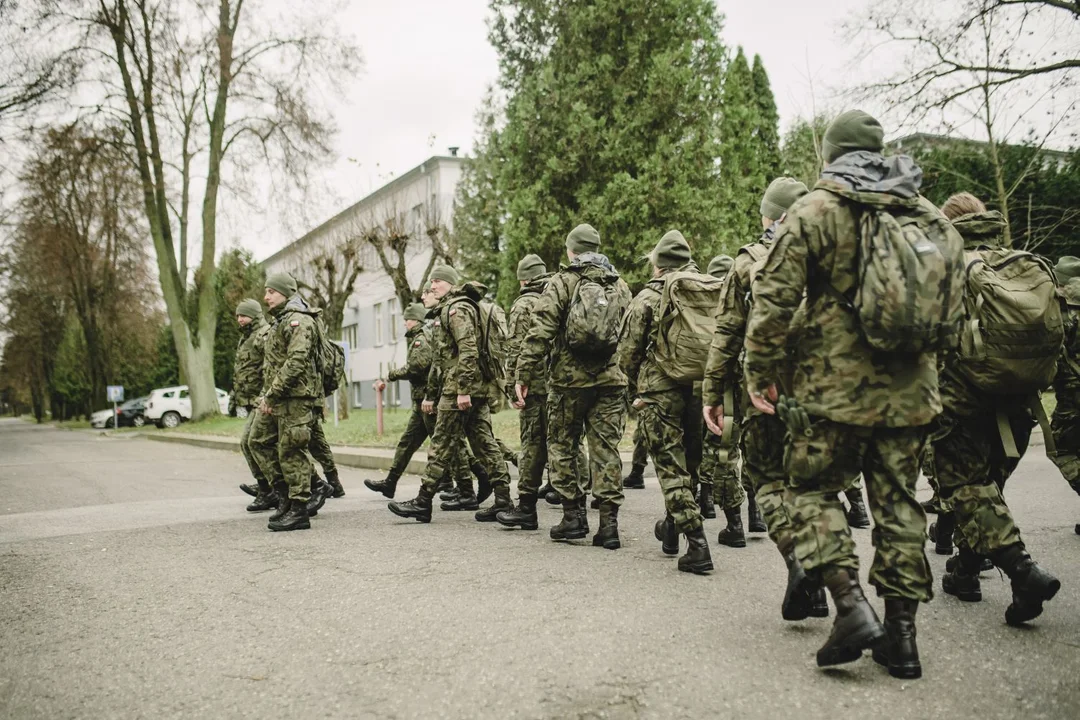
[290,320,300,327]
[448,309,457,317]
[413,341,421,347]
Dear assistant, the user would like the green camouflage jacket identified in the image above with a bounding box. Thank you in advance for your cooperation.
[516,254,631,390]
[618,263,698,395]
[426,288,485,399]
[744,180,942,428]
[232,316,269,408]
[261,295,321,402]
[506,275,551,396]
[1054,293,1080,404]
[389,323,433,403]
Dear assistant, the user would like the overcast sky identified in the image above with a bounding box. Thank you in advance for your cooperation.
[242,0,875,260]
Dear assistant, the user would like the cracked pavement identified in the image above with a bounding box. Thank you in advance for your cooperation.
[1,418,1078,719]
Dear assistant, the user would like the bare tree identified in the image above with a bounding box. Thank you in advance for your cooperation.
[363,201,456,312]
[292,236,365,339]
[27,0,360,418]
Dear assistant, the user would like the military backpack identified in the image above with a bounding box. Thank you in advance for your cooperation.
[564,274,627,359]
[956,248,1064,395]
[823,197,965,354]
[314,319,346,397]
[446,282,506,385]
[652,271,725,384]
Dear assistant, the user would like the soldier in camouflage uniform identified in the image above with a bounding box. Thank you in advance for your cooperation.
[1050,257,1080,536]
[231,299,276,512]
[742,112,937,676]
[307,409,342,504]
[515,224,631,548]
[933,193,1061,626]
[249,272,322,532]
[619,231,713,572]
[387,265,512,523]
[497,255,555,531]
[623,423,649,490]
[703,179,828,620]
[697,254,736,524]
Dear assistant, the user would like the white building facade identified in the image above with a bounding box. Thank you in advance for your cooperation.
[261,154,464,409]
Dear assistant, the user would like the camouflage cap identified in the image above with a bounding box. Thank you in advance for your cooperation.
[1056,256,1080,284]
[823,110,885,163]
[429,264,461,285]
[760,177,809,221]
[235,298,263,318]
[404,302,427,322]
[706,255,734,279]
[516,254,547,281]
[651,230,692,269]
[265,272,297,298]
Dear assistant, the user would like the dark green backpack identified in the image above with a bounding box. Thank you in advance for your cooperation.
[313,319,346,397]
[564,274,628,359]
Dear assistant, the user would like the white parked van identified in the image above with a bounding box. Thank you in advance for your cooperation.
[144,386,230,428]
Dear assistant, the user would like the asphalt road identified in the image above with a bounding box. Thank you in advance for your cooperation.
[1,417,1078,719]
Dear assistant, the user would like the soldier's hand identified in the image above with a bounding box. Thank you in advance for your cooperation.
[749,384,778,415]
[515,384,528,404]
[259,398,273,416]
[703,405,725,436]
[457,394,472,411]
[422,399,435,414]
[776,395,811,435]
[632,397,644,410]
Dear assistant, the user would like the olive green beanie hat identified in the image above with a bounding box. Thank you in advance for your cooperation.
[822,110,885,163]
[516,254,547,281]
[565,224,601,255]
[1055,256,1080,284]
[760,177,810,221]
[706,255,734,279]
[429,264,461,285]
[235,298,263,318]
[265,272,297,298]
[403,302,427,322]
[651,230,692,270]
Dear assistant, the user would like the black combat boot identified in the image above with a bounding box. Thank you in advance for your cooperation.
[439,487,461,502]
[992,545,1061,626]
[577,496,590,530]
[475,486,513,522]
[364,474,399,499]
[810,587,830,618]
[872,599,921,679]
[845,488,871,529]
[592,504,621,550]
[550,499,589,540]
[545,489,562,505]
[497,493,539,530]
[716,507,746,548]
[388,493,433,523]
[268,500,311,532]
[623,464,646,489]
[589,496,601,510]
[920,495,942,515]
[942,546,983,602]
[781,552,814,621]
[441,480,479,510]
[930,512,955,556]
[326,469,345,498]
[240,483,259,498]
[816,568,887,667]
[747,495,767,533]
[306,474,331,517]
[654,514,680,555]
[472,462,493,504]
[247,492,278,512]
[698,482,716,519]
[538,479,554,498]
[269,484,290,522]
[678,527,713,574]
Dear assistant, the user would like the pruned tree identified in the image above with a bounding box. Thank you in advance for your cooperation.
[292,236,364,340]
[23,0,360,419]
[361,200,455,312]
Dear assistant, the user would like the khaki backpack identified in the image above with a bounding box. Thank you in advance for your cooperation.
[822,196,965,354]
[565,273,627,359]
[652,271,725,384]
[313,318,346,397]
[447,283,506,385]
[956,249,1064,395]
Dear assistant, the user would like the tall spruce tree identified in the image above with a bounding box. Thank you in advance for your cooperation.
[751,54,782,180]
[482,0,729,298]
[453,90,505,292]
[717,47,762,246]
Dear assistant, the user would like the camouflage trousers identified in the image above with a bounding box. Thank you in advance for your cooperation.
[740,413,797,555]
[1050,400,1080,497]
[630,420,649,471]
[517,393,548,496]
[785,419,932,602]
[309,407,336,475]
[240,409,270,493]
[932,404,1031,557]
[389,401,438,479]
[702,431,745,511]
[419,395,510,497]
[638,386,703,532]
[547,386,627,506]
[249,398,316,503]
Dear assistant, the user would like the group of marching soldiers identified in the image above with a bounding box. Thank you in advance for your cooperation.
[232,109,1077,680]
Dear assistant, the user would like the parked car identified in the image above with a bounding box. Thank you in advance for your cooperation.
[91,397,150,428]
[90,408,115,429]
[144,386,231,428]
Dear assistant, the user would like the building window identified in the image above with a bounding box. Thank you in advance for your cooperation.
[342,324,358,349]
[374,303,384,346]
[353,382,362,408]
[388,298,399,343]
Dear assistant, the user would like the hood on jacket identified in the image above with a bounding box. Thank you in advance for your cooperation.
[275,293,320,318]
[951,210,1007,249]
[569,252,620,280]
[818,151,923,208]
[520,273,553,295]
